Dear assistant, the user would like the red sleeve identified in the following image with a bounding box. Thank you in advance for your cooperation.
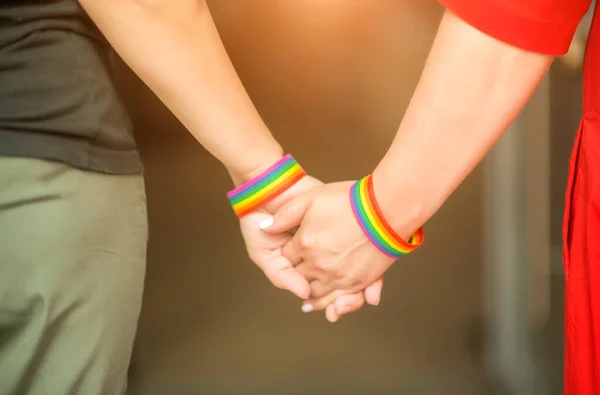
[438,0,592,55]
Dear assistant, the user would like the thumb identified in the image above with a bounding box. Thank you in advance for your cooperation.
[272,264,311,300]
[260,255,311,300]
[260,193,312,233]
[364,277,383,306]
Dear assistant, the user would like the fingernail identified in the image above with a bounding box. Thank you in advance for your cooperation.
[302,304,314,313]
[259,217,274,229]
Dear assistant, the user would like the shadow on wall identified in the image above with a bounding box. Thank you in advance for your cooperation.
[118,1,489,394]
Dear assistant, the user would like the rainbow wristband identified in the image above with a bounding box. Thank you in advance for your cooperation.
[227,154,306,218]
[350,174,424,258]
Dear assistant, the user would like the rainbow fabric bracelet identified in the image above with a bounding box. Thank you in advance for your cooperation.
[227,154,306,218]
[350,174,424,258]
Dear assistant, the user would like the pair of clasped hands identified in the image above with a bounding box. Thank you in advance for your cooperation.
[238,175,396,323]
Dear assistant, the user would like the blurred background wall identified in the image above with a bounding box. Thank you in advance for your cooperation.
[111,1,585,394]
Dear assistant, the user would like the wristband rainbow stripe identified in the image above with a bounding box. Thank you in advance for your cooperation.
[227,154,306,218]
[350,174,424,258]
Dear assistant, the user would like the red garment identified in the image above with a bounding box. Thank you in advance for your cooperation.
[439,0,594,393]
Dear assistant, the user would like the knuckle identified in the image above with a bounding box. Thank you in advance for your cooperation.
[331,274,363,292]
[298,231,314,249]
[350,277,364,289]
[329,267,347,281]
[313,259,325,271]
[315,260,334,275]
[281,203,296,221]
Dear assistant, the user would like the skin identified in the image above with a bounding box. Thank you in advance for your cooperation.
[79,1,556,323]
[265,10,554,321]
[78,0,376,312]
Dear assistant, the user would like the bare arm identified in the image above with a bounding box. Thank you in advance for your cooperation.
[373,11,554,236]
[79,0,283,183]
[262,3,587,318]
[262,10,556,312]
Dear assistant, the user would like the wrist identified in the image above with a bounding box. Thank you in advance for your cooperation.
[227,154,307,218]
[350,174,424,258]
[371,166,429,241]
[227,145,285,187]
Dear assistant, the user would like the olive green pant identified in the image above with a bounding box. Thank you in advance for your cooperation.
[0,157,147,395]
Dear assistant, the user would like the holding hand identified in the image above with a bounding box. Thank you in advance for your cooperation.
[263,177,423,322]
[237,176,321,300]
[232,165,380,320]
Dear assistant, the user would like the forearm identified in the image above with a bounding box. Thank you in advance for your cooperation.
[373,11,554,237]
[80,0,283,182]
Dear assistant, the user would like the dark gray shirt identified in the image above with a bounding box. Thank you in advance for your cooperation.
[0,0,142,174]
